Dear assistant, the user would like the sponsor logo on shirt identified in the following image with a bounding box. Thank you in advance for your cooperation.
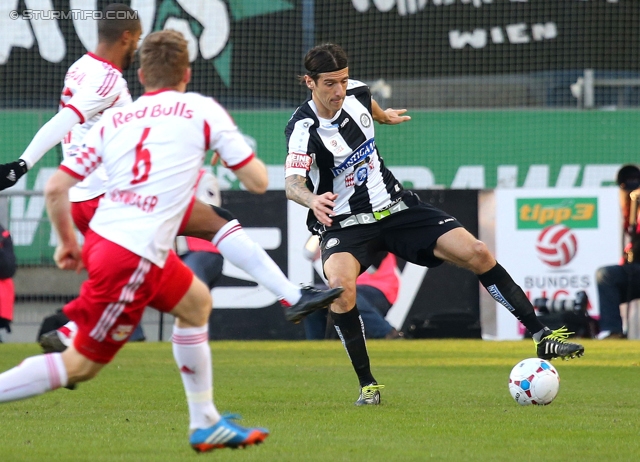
[330,138,376,177]
[345,172,354,187]
[355,165,368,185]
[328,136,346,156]
[286,153,312,170]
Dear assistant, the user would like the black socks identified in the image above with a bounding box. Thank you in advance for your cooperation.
[331,306,376,387]
[478,262,546,335]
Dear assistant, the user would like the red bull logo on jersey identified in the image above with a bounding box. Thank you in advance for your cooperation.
[111,324,134,342]
[112,102,194,128]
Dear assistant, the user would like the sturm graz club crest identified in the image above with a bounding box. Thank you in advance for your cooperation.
[324,238,340,249]
[360,113,371,128]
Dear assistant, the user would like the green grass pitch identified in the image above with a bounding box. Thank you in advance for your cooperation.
[0,339,639,461]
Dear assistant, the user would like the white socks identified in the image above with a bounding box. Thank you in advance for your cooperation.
[172,325,220,430]
[212,219,302,305]
[0,353,68,402]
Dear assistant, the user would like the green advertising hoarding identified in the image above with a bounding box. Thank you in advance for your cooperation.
[2,109,639,263]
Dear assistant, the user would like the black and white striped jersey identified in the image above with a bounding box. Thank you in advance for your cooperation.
[285,79,403,228]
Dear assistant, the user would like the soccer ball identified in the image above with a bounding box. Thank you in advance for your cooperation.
[508,358,560,406]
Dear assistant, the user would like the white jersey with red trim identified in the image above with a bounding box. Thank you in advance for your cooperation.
[60,52,132,202]
[59,89,254,267]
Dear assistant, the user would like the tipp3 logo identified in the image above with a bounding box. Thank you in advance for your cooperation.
[517,197,597,267]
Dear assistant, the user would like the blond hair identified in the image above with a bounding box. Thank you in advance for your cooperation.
[139,30,189,89]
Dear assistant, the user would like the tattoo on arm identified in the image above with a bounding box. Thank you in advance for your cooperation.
[285,175,313,208]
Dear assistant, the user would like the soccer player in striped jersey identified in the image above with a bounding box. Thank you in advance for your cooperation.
[284,43,584,406]
[0,4,342,333]
[0,30,269,452]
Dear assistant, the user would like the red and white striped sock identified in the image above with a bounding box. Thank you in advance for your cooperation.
[0,353,68,402]
[213,219,302,305]
[172,325,220,430]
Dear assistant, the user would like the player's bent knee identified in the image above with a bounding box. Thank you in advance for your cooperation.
[470,239,491,258]
[467,240,496,272]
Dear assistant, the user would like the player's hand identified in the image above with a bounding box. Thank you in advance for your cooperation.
[630,188,640,202]
[54,243,84,273]
[0,160,28,190]
[311,192,338,227]
[382,108,411,125]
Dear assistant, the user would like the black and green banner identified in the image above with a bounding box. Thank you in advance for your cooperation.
[0,1,638,108]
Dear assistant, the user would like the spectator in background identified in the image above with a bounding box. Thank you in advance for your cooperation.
[303,237,402,340]
[0,223,16,341]
[595,164,640,339]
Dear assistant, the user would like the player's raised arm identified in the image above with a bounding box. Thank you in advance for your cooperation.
[371,99,411,125]
[0,14,139,192]
[0,108,82,190]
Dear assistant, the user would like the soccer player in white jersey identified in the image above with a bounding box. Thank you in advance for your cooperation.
[1,3,140,235]
[284,43,585,406]
[0,4,342,345]
[0,30,269,452]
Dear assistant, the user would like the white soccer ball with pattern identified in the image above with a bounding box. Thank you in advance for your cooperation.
[508,358,559,406]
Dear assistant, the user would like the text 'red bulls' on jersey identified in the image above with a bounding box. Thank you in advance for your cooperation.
[284,80,403,231]
[60,89,253,267]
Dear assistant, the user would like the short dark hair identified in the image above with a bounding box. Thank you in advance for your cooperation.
[140,30,189,89]
[302,43,348,82]
[617,164,640,189]
[97,3,140,44]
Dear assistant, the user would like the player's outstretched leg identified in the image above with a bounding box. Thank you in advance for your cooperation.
[478,262,585,361]
[190,414,269,452]
[282,286,344,323]
[38,322,77,390]
[533,327,585,360]
[0,353,69,402]
[211,219,343,320]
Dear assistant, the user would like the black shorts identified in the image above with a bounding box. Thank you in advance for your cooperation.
[319,192,463,273]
